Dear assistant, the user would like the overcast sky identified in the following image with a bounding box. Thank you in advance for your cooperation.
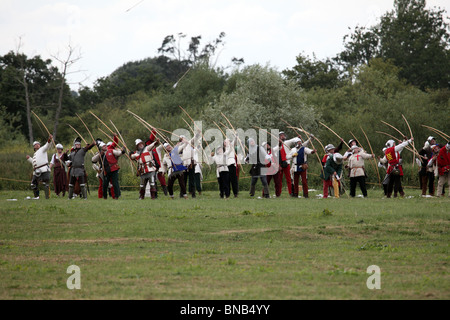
[1,0,448,90]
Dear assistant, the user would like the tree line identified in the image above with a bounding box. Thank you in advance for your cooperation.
[0,0,449,152]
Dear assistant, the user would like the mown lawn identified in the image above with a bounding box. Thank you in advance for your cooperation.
[0,189,448,300]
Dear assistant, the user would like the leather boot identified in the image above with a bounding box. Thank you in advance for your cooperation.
[68,186,74,199]
[44,184,50,199]
[263,184,270,198]
[81,185,88,199]
[250,185,256,197]
[139,188,145,200]
[150,188,157,199]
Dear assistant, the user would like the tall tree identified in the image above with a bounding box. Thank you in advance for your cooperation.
[283,53,342,90]
[157,32,227,69]
[338,0,450,90]
[207,64,320,131]
[0,50,60,143]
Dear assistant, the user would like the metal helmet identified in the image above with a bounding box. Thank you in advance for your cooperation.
[325,144,335,152]
[333,153,343,164]
[73,137,82,147]
[385,140,395,148]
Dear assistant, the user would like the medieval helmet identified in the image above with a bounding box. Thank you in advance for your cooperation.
[333,153,343,164]
[73,137,82,147]
[386,140,395,148]
[325,144,335,152]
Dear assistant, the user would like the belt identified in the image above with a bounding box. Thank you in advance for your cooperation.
[34,163,49,170]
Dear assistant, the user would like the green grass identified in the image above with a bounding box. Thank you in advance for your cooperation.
[0,189,448,300]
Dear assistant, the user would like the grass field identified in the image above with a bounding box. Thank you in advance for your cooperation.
[0,188,448,300]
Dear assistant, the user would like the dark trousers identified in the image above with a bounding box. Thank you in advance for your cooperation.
[98,177,116,199]
[194,173,202,193]
[294,171,308,198]
[168,172,187,197]
[140,172,156,199]
[31,172,51,199]
[251,175,269,197]
[218,171,230,198]
[184,168,196,196]
[69,174,85,187]
[103,170,120,199]
[350,176,368,197]
[420,172,435,195]
[228,164,239,196]
[387,174,404,197]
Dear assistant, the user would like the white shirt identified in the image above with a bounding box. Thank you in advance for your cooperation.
[28,141,51,174]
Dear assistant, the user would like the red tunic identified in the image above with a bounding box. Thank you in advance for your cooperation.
[105,150,120,172]
[385,146,403,176]
[437,147,450,176]
[147,130,162,167]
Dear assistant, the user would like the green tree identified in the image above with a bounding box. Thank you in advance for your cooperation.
[157,32,227,68]
[77,56,188,104]
[163,63,226,115]
[0,51,61,143]
[0,106,25,145]
[304,58,449,160]
[338,0,450,90]
[283,53,342,89]
[206,64,320,131]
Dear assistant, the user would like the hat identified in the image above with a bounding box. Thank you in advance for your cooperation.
[56,144,63,149]
[33,141,40,147]
[107,141,112,146]
[349,139,357,145]
[98,142,106,148]
[163,143,170,148]
[74,137,82,146]
[446,142,450,151]
[135,139,143,146]
[333,153,343,164]
[386,140,395,148]
[351,145,360,151]
[427,136,436,142]
[279,131,285,135]
[325,144,335,152]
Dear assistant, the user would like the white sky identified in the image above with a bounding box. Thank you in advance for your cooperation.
[1,0,448,90]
